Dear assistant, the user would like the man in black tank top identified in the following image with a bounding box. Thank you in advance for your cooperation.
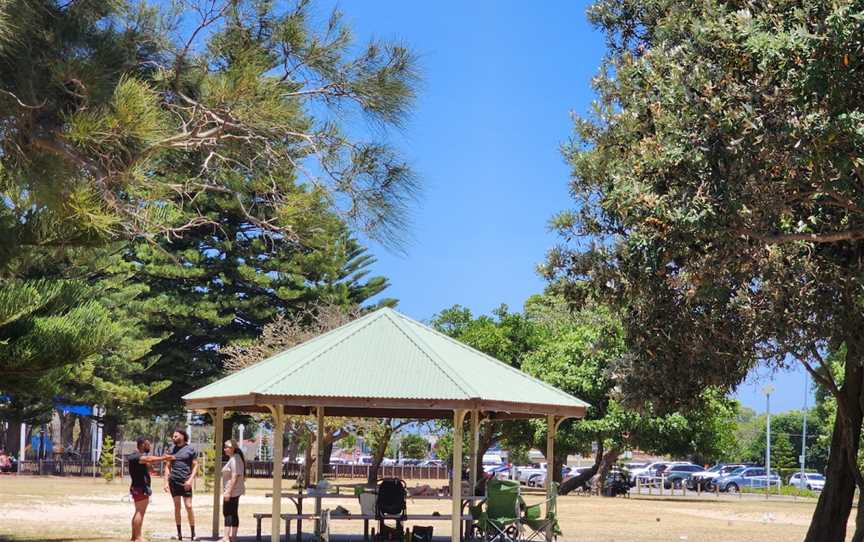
[128,437,172,542]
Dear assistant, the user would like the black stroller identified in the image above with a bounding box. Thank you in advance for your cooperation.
[374,478,408,541]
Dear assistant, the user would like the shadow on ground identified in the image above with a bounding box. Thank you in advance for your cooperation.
[1,536,461,542]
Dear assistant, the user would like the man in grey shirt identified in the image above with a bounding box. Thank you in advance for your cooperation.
[164,430,198,540]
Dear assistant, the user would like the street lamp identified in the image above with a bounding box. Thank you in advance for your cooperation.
[763,385,775,498]
[800,373,809,487]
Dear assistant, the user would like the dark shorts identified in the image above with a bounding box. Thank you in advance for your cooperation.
[169,480,193,498]
[131,486,152,502]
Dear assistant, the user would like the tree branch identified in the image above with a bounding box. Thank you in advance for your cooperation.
[739,228,864,244]
[0,89,46,109]
[801,345,840,398]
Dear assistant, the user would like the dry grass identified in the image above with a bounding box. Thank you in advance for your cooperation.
[0,476,854,541]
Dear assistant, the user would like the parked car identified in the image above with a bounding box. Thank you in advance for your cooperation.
[483,464,511,480]
[516,463,546,485]
[630,461,688,486]
[788,472,825,491]
[687,464,750,491]
[715,467,781,493]
[624,461,649,472]
[491,465,513,480]
[527,466,573,488]
[482,453,504,465]
[661,464,705,489]
[419,459,444,467]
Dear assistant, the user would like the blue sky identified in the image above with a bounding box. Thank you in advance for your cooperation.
[331,1,813,415]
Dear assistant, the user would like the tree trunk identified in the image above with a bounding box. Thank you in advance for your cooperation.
[302,431,314,488]
[852,499,864,542]
[366,427,392,486]
[590,447,621,495]
[60,412,76,453]
[49,410,62,448]
[323,441,334,475]
[560,442,603,495]
[222,416,234,445]
[553,449,568,484]
[5,421,21,457]
[76,417,92,455]
[102,413,120,445]
[286,429,301,466]
[804,344,864,542]
[473,423,496,490]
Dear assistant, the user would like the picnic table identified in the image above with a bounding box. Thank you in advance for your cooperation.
[261,491,484,542]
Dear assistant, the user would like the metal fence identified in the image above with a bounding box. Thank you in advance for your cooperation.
[246,461,448,480]
[17,459,102,476]
[16,459,449,480]
[632,474,785,499]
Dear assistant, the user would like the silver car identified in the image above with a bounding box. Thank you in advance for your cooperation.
[788,472,825,491]
[715,467,781,493]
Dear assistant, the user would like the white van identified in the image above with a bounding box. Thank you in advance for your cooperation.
[482,453,504,465]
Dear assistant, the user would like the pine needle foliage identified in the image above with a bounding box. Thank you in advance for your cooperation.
[0,0,420,244]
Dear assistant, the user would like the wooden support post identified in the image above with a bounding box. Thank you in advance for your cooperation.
[269,406,284,542]
[470,410,480,494]
[315,407,325,534]
[452,409,467,542]
[212,407,224,539]
[546,415,555,542]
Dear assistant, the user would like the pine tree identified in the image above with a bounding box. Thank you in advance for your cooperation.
[0,0,418,413]
[771,434,799,473]
[0,209,127,406]
[0,0,419,243]
[128,203,394,413]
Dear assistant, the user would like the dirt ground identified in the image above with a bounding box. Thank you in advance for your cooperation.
[0,476,854,542]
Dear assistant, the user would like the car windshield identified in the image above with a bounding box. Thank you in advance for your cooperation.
[728,467,746,475]
[707,465,723,472]
[808,474,825,481]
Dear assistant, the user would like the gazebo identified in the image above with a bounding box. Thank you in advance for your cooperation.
[183,307,588,542]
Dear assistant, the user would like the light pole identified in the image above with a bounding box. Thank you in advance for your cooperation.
[763,385,775,498]
[800,373,809,488]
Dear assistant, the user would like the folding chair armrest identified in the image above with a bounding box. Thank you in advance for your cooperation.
[523,503,542,521]
[535,495,557,507]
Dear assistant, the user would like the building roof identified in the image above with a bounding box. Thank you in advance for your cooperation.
[183,307,589,419]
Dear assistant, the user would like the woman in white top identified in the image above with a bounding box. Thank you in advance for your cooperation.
[221,439,246,542]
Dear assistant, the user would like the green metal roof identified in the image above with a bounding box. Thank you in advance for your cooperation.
[183,307,588,418]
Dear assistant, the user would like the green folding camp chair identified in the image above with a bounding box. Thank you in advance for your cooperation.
[472,478,523,542]
[522,482,561,542]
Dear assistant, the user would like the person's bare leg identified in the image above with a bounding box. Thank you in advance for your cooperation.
[132,498,148,542]
[184,496,195,539]
[173,496,183,539]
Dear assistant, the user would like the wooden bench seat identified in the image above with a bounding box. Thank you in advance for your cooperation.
[253,512,472,541]
[253,513,292,541]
